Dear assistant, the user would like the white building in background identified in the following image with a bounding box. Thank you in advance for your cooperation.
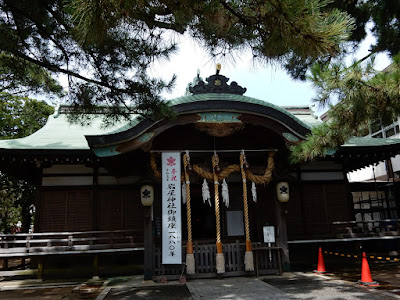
[350,119,400,226]
[348,117,400,183]
[320,112,400,228]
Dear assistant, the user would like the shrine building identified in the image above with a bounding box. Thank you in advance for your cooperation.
[0,67,399,279]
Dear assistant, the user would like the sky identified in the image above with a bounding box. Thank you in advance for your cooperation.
[149,24,392,116]
[53,23,392,117]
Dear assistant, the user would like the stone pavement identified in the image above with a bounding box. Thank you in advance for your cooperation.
[98,273,400,300]
[185,273,399,300]
[186,276,288,300]
[0,272,399,299]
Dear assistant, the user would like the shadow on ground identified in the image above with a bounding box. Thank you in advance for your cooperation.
[105,285,192,300]
[263,275,394,300]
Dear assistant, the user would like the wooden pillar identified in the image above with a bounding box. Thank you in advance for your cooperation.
[37,257,44,280]
[93,254,99,278]
[275,200,290,271]
[2,259,8,270]
[92,166,98,231]
[143,206,153,281]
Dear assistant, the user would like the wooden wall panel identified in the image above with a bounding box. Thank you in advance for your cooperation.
[302,183,330,234]
[96,188,144,238]
[123,189,144,241]
[244,184,276,243]
[41,190,92,232]
[97,190,123,231]
[41,191,67,232]
[40,188,144,238]
[66,191,92,231]
[299,182,351,237]
[286,183,305,237]
[324,184,351,222]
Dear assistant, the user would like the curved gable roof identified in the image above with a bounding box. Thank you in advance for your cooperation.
[0,71,319,155]
[86,93,316,149]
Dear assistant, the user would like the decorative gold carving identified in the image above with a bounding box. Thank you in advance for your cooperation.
[195,122,244,137]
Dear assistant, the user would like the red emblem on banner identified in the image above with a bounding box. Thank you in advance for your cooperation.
[167,157,176,166]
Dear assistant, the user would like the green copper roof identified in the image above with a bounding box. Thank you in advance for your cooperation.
[0,113,127,150]
[97,94,320,137]
[170,93,316,129]
[342,137,400,147]
[0,95,320,151]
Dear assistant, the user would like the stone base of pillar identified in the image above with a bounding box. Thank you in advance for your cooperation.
[244,251,254,271]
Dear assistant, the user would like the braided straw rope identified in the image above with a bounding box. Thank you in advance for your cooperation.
[183,153,195,274]
[183,154,193,246]
[150,152,275,184]
[240,152,255,271]
[150,153,162,179]
[193,164,240,181]
[212,153,225,274]
[212,154,222,245]
[240,153,251,250]
[246,152,275,184]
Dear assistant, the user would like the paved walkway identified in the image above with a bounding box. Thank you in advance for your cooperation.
[186,276,288,300]
[186,273,399,300]
[0,272,399,299]
[99,273,400,300]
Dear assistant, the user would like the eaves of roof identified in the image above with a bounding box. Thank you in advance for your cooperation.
[335,137,400,171]
[86,94,317,147]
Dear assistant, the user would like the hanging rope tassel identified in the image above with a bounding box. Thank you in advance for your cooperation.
[182,182,187,204]
[222,179,229,208]
[240,151,254,271]
[212,153,225,274]
[202,179,212,207]
[251,181,257,203]
[183,152,195,274]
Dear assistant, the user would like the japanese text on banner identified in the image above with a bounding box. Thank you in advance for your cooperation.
[162,152,182,264]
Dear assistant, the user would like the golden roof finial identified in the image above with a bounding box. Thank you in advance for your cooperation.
[216,63,221,74]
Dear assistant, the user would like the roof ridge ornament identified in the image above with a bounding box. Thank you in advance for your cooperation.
[51,101,61,118]
[188,63,247,95]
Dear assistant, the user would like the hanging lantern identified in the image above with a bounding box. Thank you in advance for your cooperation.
[141,184,154,206]
[276,182,289,203]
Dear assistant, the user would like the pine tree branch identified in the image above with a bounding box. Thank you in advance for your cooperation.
[7,2,71,63]
[266,0,302,35]
[144,18,186,33]
[356,79,380,92]
[218,0,249,25]
[5,48,148,97]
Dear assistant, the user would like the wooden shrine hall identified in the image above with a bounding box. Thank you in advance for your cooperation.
[1,66,397,280]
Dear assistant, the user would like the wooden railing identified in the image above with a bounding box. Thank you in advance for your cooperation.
[153,241,282,279]
[0,230,144,273]
[331,219,400,237]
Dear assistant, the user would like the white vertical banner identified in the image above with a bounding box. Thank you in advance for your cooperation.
[162,152,182,264]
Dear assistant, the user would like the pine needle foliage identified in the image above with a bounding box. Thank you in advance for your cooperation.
[72,0,354,62]
[1,0,353,124]
[286,0,400,80]
[291,52,400,163]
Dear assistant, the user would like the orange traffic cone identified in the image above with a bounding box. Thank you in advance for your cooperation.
[358,252,379,286]
[313,247,326,274]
